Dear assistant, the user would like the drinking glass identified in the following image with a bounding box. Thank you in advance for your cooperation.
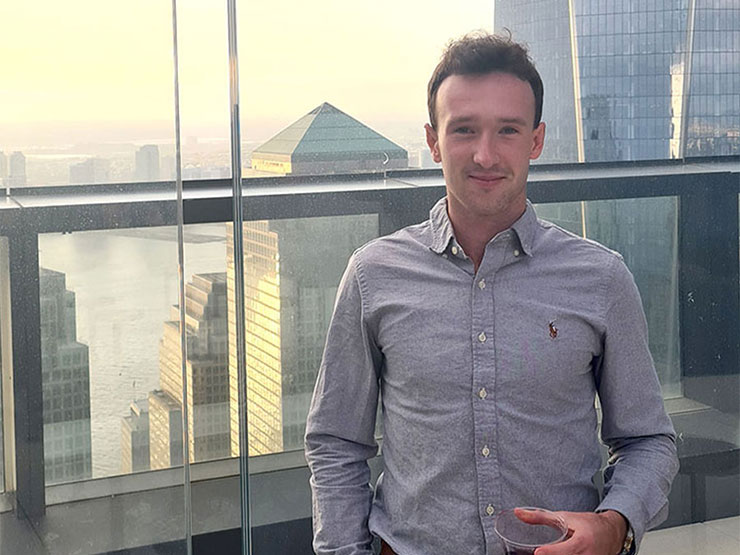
[493,507,568,554]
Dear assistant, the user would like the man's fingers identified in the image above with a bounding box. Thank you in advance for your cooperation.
[534,534,579,555]
[513,507,569,531]
[513,507,547,524]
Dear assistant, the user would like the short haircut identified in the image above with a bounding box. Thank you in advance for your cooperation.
[427,31,544,130]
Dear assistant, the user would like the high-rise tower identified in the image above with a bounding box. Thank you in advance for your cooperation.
[39,268,92,483]
[494,0,739,162]
[251,102,408,175]
[121,399,150,473]
[8,151,27,187]
[0,151,7,183]
[147,273,230,469]
[135,144,160,182]
[227,215,378,457]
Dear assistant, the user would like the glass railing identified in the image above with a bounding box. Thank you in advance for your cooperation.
[1,159,738,553]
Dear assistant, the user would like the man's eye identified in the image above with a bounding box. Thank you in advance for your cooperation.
[501,127,519,135]
[453,127,473,134]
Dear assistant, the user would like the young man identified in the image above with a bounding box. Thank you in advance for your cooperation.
[305,33,678,555]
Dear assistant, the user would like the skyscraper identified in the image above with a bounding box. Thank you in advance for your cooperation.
[69,157,110,185]
[135,144,160,182]
[148,390,182,469]
[251,102,408,175]
[227,215,378,457]
[0,151,7,182]
[494,0,740,162]
[145,273,230,469]
[39,268,92,484]
[121,398,150,474]
[8,151,26,187]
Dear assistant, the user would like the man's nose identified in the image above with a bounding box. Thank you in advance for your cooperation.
[472,136,500,168]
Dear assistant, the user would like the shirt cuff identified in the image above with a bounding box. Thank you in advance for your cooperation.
[596,487,649,550]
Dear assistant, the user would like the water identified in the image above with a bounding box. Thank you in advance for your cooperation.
[39,224,226,478]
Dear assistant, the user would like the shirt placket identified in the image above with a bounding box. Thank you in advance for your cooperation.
[471,234,511,547]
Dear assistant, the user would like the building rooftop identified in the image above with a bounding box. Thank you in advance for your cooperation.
[253,102,407,160]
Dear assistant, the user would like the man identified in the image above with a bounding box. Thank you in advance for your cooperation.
[305,32,678,555]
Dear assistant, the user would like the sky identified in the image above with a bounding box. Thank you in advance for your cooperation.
[1,1,494,147]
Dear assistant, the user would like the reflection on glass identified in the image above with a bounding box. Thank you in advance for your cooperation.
[535,197,680,397]
[227,215,379,457]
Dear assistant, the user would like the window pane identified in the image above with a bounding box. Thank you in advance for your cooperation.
[534,197,681,397]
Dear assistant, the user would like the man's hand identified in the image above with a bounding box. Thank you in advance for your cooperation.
[514,508,627,555]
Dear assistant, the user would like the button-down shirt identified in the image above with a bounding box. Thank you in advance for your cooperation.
[305,198,678,555]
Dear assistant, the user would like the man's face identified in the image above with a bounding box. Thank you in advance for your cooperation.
[425,72,545,229]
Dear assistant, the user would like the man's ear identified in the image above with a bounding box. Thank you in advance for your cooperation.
[425,124,442,164]
[529,122,546,160]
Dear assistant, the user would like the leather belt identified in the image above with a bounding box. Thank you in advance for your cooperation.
[380,539,397,555]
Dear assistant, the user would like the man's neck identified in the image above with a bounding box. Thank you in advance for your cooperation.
[448,206,525,271]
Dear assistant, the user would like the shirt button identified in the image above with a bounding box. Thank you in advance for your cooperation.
[478,279,486,289]
[482,445,490,457]
[513,249,521,257]
[486,504,495,516]
[451,246,459,255]
[478,331,486,343]
[478,387,487,399]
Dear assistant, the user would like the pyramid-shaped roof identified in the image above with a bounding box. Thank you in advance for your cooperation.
[253,102,406,159]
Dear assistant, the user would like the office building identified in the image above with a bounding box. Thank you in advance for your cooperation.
[8,151,26,187]
[251,102,408,175]
[494,0,739,162]
[0,151,7,181]
[148,389,182,469]
[146,273,230,469]
[39,268,92,484]
[121,398,150,474]
[135,144,160,182]
[227,215,378,457]
[69,157,110,185]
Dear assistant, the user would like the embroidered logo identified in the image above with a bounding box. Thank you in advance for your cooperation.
[548,320,558,339]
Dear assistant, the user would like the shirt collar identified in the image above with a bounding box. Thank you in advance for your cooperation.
[428,197,537,256]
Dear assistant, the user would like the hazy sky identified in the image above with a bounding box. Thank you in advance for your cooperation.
[1,1,493,146]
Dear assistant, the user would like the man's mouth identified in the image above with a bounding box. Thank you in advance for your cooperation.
[469,173,506,185]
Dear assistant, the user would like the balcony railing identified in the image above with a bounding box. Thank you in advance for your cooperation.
[0,157,738,553]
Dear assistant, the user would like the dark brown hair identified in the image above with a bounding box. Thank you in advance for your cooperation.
[427,31,544,130]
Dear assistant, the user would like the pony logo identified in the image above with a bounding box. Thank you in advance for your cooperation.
[548,321,558,339]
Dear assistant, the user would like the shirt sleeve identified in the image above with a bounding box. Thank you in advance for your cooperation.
[594,256,679,549]
[304,253,382,555]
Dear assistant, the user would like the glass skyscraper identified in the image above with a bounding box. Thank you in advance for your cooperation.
[39,268,92,484]
[495,0,740,163]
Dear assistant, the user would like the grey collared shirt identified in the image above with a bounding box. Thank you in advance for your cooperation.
[305,198,678,555]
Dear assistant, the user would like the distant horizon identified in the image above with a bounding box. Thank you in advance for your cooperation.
[0,113,430,152]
